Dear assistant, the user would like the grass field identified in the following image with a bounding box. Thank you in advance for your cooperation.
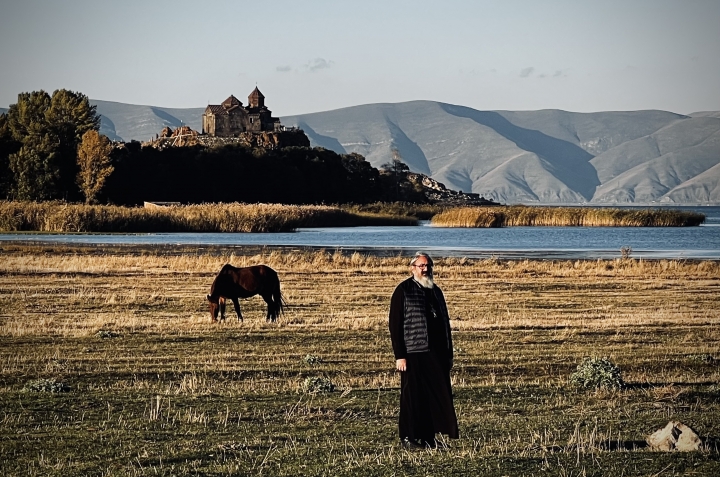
[1,246,719,476]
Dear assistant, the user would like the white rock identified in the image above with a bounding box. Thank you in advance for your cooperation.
[647,421,702,452]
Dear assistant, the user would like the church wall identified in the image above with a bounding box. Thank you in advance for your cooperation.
[227,110,249,135]
[202,114,215,136]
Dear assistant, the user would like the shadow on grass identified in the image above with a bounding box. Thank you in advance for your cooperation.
[624,381,719,390]
[599,440,648,451]
[704,438,720,453]
[599,437,720,453]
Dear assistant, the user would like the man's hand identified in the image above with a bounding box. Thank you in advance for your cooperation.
[396,359,407,372]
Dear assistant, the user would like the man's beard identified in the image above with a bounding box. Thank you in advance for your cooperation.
[415,274,434,288]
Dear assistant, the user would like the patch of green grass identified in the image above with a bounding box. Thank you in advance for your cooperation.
[22,378,71,393]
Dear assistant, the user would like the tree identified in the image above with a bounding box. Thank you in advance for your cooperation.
[380,148,410,201]
[77,130,114,204]
[46,89,100,144]
[8,133,60,200]
[47,90,100,199]
[5,89,100,200]
[6,91,51,140]
[0,113,20,198]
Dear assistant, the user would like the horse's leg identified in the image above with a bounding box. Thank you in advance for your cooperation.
[261,293,275,322]
[219,297,226,322]
[231,297,243,322]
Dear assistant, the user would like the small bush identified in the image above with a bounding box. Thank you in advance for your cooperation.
[302,376,335,394]
[96,330,118,339]
[687,354,715,363]
[23,378,71,393]
[569,357,624,390]
[303,354,323,365]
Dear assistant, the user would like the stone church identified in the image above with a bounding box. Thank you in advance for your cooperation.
[202,87,282,137]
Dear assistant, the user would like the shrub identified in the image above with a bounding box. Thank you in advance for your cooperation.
[303,354,323,365]
[96,330,118,339]
[569,357,624,390]
[23,378,71,393]
[302,376,335,394]
[620,246,632,259]
[687,354,715,363]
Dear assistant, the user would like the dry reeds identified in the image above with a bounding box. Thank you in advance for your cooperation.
[341,202,446,220]
[431,205,705,227]
[0,201,416,233]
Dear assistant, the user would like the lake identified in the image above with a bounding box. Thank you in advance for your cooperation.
[1,206,718,260]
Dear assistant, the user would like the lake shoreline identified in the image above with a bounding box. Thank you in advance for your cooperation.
[1,241,718,262]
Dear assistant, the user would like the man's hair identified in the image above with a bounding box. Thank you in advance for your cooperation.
[409,252,433,267]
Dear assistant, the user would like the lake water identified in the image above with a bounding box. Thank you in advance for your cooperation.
[1,206,719,260]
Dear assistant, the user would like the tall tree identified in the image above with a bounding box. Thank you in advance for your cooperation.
[8,133,60,200]
[46,89,100,199]
[0,113,20,198]
[5,89,100,200]
[76,130,114,204]
[6,91,51,140]
[380,148,410,201]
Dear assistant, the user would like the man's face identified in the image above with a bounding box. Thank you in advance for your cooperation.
[411,257,433,282]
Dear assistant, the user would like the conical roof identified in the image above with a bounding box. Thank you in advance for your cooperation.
[221,95,242,109]
[249,87,265,99]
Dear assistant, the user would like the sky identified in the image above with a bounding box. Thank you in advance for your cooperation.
[1,0,719,116]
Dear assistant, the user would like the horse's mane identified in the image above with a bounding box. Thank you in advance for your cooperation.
[218,263,235,274]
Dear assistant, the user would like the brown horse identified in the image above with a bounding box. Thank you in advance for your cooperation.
[206,264,285,323]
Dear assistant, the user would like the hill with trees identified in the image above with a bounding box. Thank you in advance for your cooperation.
[3,90,486,206]
[65,99,720,204]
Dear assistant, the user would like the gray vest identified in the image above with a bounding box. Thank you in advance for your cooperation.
[400,277,451,353]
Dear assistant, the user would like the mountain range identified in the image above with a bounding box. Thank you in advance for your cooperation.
[3,100,719,204]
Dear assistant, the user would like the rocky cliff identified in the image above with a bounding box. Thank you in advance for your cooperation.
[142,126,310,150]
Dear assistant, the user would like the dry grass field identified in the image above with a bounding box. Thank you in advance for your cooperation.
[1,245,719,476]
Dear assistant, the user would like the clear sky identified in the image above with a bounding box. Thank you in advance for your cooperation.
[1,0,718,116]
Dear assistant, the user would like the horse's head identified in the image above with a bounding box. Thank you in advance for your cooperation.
[207,294,220,321]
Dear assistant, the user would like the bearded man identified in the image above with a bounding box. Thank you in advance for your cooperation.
[389,252,459,449]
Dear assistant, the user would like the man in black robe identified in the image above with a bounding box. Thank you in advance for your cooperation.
[389,252,459,449]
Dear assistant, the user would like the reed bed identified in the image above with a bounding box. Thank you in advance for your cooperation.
[0,201,416,233]
[432,205,706,227]
[341,202,447,220]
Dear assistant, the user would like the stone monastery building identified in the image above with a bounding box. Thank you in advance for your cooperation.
[202,87,281,137]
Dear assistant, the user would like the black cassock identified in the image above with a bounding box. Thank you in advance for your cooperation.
[389,284,459,442]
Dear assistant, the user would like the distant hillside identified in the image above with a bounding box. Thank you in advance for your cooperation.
[690,111,720,119]
[284,102,720,205]
[91,100,204,142]
[23,99,717,205]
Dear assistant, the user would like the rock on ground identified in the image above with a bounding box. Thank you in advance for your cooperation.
[647,421,702,451]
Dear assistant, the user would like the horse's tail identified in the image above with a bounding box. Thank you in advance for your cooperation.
[272,274,286,317]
